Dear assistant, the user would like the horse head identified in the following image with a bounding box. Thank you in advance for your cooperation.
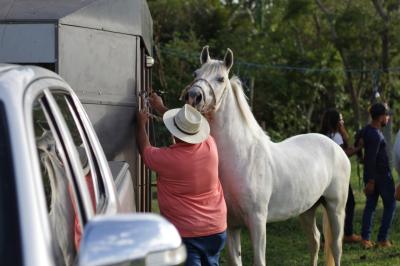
[181,46,233,114]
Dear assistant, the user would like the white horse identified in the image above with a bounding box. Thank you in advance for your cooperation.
[182,46,351,266]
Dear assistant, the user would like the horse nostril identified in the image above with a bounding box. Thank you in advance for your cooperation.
[196,94,202,104]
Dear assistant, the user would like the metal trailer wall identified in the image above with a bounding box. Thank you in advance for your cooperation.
[58,25,146,212]
[0,0,154,212]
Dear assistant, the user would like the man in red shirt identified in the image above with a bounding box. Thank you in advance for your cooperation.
[136,94,227,266]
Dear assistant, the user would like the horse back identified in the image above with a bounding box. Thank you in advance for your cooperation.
[266,133,350,221]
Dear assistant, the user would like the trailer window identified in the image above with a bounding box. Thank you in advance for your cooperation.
[0,101,22,265]
[52,94,106,212]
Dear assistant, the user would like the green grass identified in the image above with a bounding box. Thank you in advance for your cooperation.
[152,159,400,265]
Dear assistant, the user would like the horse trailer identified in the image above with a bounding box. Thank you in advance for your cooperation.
[0,0,154,212]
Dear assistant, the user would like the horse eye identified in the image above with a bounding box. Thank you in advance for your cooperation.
[193,72,197,78]
[217,77,224,83]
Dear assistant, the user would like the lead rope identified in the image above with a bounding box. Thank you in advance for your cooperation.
[139,91,163,121]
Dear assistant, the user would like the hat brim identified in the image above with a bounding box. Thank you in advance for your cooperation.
[163,108,210,144]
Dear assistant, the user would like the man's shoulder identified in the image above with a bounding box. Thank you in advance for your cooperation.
[207,135,216,143]
[205,135,218,149]
[364,125,382,142]
[144,145,171,158]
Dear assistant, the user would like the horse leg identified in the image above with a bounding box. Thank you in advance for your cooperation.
[247,214,267,266]
[299,205,320,266]
[323,200,346,266]
[227,226,242,266]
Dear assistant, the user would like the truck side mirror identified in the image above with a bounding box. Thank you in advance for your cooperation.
[78,214,186,266]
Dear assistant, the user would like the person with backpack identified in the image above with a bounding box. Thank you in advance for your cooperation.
[360,102,396,249]
[321,109,362,243]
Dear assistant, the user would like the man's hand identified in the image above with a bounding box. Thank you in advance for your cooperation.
[364,180,375,196]
[136,109,151,155]
[395,184,400,201]
[338,120,345,131]
[137,109,149,128]
[356,137,364,149]
[149,92,168,115]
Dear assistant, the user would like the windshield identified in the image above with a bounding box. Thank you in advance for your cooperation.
[0,101,22,265]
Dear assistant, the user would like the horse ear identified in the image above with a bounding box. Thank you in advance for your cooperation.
[200,45,210,65]
[224,48,234,71]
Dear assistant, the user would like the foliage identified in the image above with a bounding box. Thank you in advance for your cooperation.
[148,0,400,141]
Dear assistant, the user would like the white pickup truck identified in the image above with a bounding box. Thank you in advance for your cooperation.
[0,64,186,266]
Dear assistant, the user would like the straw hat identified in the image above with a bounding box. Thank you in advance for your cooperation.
[163,104,210,144]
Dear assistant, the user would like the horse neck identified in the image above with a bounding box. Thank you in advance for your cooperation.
[210,84,267,146]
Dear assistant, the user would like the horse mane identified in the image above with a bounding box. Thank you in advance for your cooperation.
[229,76,269,139]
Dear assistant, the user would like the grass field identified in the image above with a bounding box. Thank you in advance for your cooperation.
[152,159,400,265]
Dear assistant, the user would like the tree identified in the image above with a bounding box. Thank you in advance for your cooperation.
[148,0,400,141]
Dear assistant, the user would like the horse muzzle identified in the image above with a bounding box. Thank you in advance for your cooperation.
[184,87,204,110]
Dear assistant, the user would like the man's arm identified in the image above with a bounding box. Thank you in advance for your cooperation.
[396,184,400,201]
[364,132,380,182]
[149,92,168,115]
[136,109,151,155]
[363,130,380,195]
[343,145,362,157]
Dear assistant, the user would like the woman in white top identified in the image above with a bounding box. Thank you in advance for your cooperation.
[321,109,362,243]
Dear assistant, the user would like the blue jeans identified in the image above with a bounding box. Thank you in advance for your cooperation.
[361,175,396,241]
[182,231,227,266]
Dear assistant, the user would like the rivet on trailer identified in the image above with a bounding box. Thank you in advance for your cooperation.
[0,0,155,212]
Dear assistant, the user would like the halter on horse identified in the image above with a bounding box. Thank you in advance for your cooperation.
[180,78,227,114]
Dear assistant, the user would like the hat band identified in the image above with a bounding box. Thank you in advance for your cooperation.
[173,116,198,135]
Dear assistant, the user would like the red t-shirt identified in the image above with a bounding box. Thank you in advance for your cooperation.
[143,136,227,237]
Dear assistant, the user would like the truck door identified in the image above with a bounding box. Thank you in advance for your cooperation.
[31,93,84,265]
[27,80,112,264]
[0,101,22,266]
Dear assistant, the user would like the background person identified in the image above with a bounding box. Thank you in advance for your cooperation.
[320,108,362,243]
[360,102,396,249]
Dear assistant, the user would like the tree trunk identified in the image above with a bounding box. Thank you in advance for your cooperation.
[315,0,362,130]
[380,27,389,97]
[337,48,362,130]
[345,71,361,130]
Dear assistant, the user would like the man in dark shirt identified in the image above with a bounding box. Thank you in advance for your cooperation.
[361,103,396,249]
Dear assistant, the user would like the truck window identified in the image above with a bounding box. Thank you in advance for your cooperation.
[33,97,78,265]
[51,93,106,212]
[0,101,22,266]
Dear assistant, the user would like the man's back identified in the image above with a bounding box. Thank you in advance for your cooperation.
[145,136,218,194]
[363,124,390,179]
[143,136,227,237]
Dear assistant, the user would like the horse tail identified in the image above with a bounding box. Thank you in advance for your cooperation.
[323,207,335,266]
